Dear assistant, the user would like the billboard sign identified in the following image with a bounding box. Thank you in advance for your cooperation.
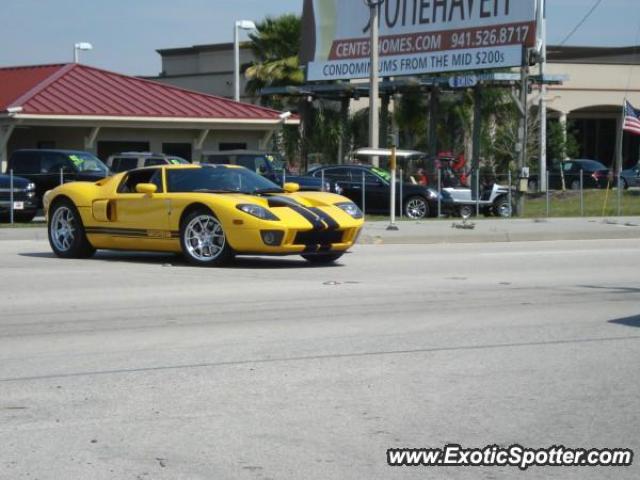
[301,0,538,81]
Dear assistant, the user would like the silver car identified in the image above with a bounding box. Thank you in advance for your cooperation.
[621,162,640,189]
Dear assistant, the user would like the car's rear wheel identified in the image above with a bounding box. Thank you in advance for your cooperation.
[302,253,344,264]
[180,208,233,266]
[404,196,429,219]
[493,197,512,218]
[48,200,95,258]
[570,179,581,190]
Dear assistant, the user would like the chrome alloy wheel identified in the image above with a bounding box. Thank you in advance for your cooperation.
[184,214,226,261]
[50,206,76,252]
[405,198,428,219]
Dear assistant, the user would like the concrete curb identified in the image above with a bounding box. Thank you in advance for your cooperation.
[2,217,640,244]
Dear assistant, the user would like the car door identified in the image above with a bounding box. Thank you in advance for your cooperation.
[111,168,171,241]
[319,167,356,202]
[40,152,76,193]
[353,168,389,212]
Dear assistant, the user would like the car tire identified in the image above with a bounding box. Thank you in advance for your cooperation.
[180,208,234,266]
[493,197,512,218]
[458,205,474,218]
[404,196,430,220]
[570,179,581,190]
[622,178,629,190]
[48,199,96,258]
[301,253,344,264]
[528,179,538,192]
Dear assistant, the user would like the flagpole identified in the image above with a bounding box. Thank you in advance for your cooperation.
[615,101,625,216]
[616,101,626,178]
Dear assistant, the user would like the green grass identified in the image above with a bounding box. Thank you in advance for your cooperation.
[522,189,640,218]
[364,189,640,221]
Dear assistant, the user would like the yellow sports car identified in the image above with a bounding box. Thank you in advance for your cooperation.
[43,164,364,266]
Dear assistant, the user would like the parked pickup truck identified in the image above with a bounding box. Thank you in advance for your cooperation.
[0,173,38,222]
[200,150,335,192]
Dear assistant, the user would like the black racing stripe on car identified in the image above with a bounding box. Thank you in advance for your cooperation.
[267,195,326,230]
[307,207,339,230]
[85,227,148,237]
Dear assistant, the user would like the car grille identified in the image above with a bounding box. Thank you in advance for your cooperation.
[294,230,344,245]
[0,190,30,202]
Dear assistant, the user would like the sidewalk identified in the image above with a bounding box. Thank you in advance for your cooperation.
[2,217,640,244]
[360,217,640,244]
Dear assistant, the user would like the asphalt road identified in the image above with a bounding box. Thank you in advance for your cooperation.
[1,238,639,479]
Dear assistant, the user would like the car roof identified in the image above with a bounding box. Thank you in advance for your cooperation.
[310,164,375,171]
[13,149,93,154]
[352,148,426,158]
[201,150,277,156]
[110,152,174,157]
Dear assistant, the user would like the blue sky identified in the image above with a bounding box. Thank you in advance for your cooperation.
[1,0,638,76]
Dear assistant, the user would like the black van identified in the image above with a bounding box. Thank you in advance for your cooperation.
[7,149,110,205]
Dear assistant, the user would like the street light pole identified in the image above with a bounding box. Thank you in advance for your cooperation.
[537,0,547,192]
[234,20,256,102]
[365,0,382,166]
[73,42,93,63]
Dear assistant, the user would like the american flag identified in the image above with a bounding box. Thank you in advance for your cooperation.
[623,100,640,136]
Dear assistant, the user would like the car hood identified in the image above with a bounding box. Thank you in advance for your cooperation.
[0,174,31,189]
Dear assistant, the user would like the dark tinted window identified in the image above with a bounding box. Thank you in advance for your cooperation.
[202,154,232,165]
[119,169,163,193]
[577,160,608,171]
[144,158,167,167]
[166,167,280,194]
[236,155,270,174]
[10,151,40,174]
[111,157,139,172]
[321,167,352,181]
[41,152,72,173]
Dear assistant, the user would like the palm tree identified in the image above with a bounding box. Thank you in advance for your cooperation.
[244,14,304,108]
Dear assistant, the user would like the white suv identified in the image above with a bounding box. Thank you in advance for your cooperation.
[106,152,189,173]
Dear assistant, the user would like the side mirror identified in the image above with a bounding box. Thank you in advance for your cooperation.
[283,182,300,193]
[136,183,158,195]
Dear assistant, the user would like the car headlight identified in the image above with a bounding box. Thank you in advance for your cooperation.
[237,204,279,221]
[27,182,36,191]
[335,202,363,219]
[426,189,439,200]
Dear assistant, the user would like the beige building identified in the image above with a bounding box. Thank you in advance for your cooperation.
[152,43,257,103]
[540,46,640,166]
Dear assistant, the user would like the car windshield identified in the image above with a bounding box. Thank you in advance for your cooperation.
[264,153,288,173]
[68,153,110,174]
[371,167,391,182]
[166,166,283,194]
[168,157,189,165]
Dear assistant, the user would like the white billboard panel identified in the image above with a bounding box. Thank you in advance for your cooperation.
[301,0,538,81]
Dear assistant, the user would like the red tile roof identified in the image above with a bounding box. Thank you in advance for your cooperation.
[0,63,286,121]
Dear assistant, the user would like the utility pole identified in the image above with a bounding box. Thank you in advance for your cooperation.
[366,0,382,166]
[537,0,547,192]
[518,62,530,216]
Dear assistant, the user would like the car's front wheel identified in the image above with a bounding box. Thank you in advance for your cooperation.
[493,197,512,218]
[48,199,95,258]
[180,208,233,266]
[404,196,430,219]
[301,253,343,264]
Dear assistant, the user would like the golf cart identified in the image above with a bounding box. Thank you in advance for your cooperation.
[351,148,513,218]
[445,181,513,218]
